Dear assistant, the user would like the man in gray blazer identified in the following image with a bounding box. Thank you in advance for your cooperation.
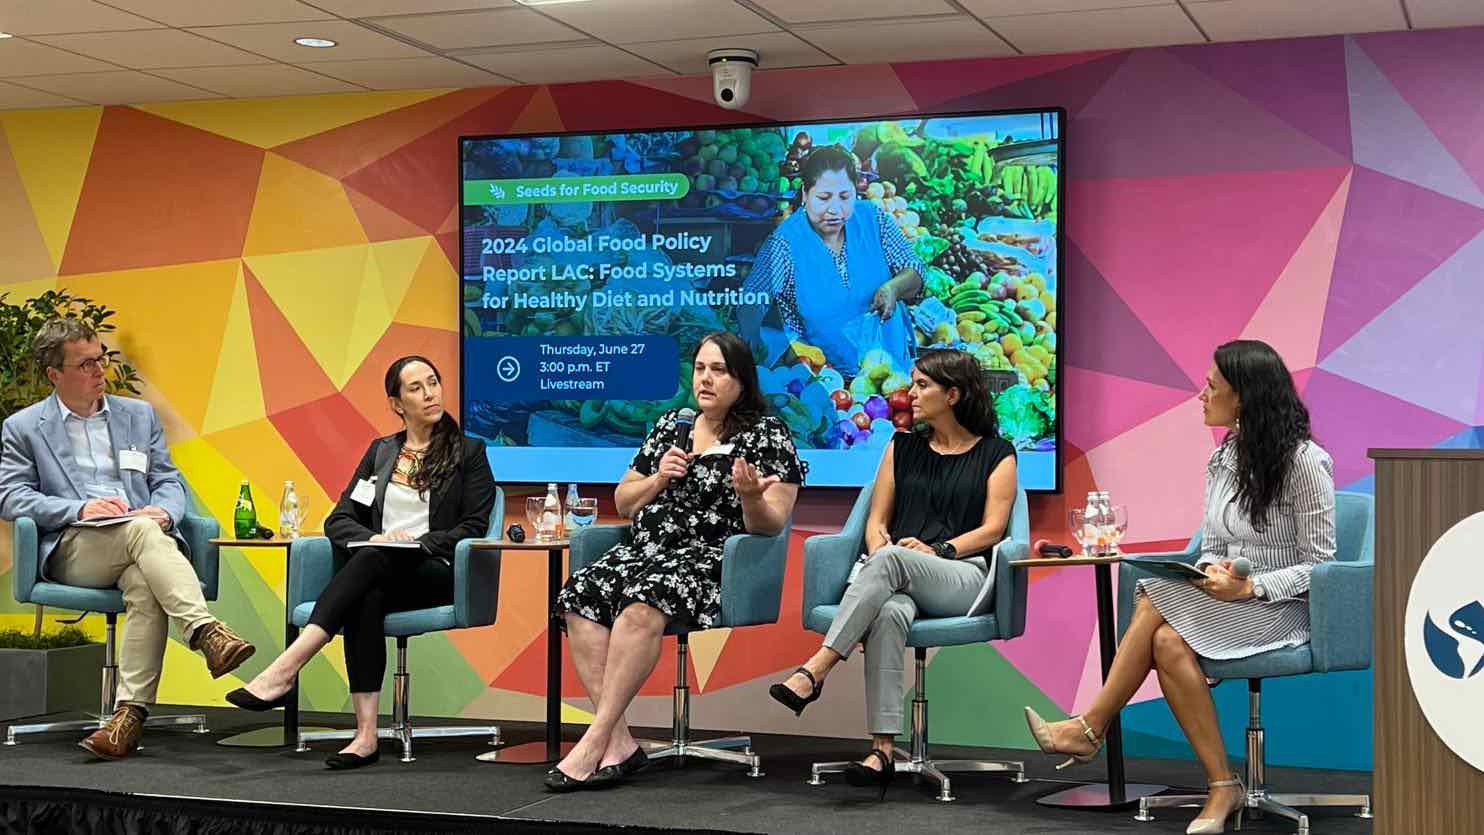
[0,319,255,760]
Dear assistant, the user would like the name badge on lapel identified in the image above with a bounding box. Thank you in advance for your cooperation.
[350,478,377,506]
[697,443,735,458]
[118,448,148,473]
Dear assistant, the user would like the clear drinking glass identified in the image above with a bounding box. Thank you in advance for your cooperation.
[568,498,598,530]
[1108,505,1129,554]
[1069,508,1093,556]
[525,496,548,540]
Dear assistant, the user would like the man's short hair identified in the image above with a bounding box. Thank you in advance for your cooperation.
[32,318,98,371]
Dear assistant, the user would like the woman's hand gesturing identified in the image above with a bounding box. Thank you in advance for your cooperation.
[732,458,779,499]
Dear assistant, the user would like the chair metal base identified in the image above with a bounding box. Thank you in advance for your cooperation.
[641,733,763,777]
[298,724,500,764]
[5,713,208,745]
[807,648,1026,802]
[1135,790,1373,835]
[292,639,497,763]
[1134,680,1371,834]
[809,750,1026,802]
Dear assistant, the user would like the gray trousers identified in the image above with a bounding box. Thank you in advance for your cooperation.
[822,545,988,735]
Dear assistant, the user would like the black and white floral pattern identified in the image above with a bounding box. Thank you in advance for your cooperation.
[556,409,805,630]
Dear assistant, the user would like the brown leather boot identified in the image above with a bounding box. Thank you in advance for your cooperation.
[190,621,256,679]
[79,704,146,760]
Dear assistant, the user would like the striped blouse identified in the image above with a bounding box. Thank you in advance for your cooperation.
[1139,439,1337,660]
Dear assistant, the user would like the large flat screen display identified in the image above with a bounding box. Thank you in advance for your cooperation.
[460,108,1063,490]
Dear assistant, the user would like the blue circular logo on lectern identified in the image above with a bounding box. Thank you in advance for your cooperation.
[1406,511,1484,774]
[1423,602,1484,680]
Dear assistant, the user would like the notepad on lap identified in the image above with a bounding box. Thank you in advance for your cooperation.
[69,516,136,529]
[1122,557,1207,581]
[348,540,423,550]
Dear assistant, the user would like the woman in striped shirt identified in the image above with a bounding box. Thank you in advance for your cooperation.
[1025,340,1334,834]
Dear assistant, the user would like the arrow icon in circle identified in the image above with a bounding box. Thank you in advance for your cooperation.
[497,356,521,382]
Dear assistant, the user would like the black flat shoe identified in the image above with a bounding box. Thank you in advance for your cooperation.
[843,749,896,800]
[225,686,294,712]
[543,766,595,792]
[768,667,823,716]
[325,750,379,770]
[590,746,649,786]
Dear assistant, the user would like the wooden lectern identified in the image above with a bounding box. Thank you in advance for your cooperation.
[1368,448,1484,835]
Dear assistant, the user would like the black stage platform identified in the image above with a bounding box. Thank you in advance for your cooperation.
[0,707,1374,834]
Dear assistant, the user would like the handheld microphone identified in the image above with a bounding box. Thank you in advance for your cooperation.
[1231,557,1252,578]
[1033,538,1073,558]
[674,408,697,452]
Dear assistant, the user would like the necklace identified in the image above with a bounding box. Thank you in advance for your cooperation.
[930,434,978,455]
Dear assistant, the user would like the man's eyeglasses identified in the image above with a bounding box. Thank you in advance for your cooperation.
[61,355,110,374]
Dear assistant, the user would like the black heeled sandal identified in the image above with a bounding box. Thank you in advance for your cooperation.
[768,667,823,716]
[843,749,896,800]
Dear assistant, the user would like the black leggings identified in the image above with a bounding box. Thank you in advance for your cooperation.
[307,546,453,693]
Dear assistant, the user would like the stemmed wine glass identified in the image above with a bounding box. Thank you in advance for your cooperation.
[1108,505,1129,554]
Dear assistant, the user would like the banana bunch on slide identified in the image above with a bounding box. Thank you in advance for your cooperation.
[996,164,1058,219]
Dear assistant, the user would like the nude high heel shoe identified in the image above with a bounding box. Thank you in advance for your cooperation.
[1023,706,1103,770]
[1186,775,1247,834]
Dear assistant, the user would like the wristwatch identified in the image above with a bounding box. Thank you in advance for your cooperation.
[932,541,957,560]
[1251,581,1267,600]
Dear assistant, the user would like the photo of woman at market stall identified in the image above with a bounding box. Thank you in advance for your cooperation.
[739,144,924,375]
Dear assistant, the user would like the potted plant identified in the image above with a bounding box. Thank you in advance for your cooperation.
[0,626,106,721]
[0,290,140,638]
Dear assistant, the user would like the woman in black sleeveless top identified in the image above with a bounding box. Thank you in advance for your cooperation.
[769,349,1017,797]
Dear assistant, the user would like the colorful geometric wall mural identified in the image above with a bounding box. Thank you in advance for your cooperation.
[5,26,1484,773]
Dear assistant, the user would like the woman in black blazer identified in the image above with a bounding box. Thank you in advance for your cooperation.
[227,355,495,769]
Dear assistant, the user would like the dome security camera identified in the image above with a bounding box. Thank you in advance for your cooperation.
[708,48,758,110]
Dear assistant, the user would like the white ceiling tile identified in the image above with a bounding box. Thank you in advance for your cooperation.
[626,30,835,73]
[16,70,221,104]
[153,64,363,97]
[185,20,434,62]
[100,0,334,27]
[795,16,1015,64]
[1408,0,1484,28]
[368,8,585,50]
[33,29,273,69]
[1187,0,1406,41]
[0,39,118,77]
[0,79,88,109]
[310,0,515,15]
[530,0,776,44]
[458,42,670,84]
[0,0,160,35]
[308,56,513,89]
[746,0,957,24]
[962,0,1176,16]
[988,5,1204,54]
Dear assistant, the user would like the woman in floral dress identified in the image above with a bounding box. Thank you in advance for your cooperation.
[545,331,805,791]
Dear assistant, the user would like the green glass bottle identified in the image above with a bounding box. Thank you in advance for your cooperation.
[234,480,258,539]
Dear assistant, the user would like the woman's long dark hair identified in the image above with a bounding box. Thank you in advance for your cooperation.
[913,349,998,439]
[385,355,461,498]
[1214,340,1311,526]
[696,332,768,441]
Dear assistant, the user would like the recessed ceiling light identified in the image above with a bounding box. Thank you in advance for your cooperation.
[294,37,336,48]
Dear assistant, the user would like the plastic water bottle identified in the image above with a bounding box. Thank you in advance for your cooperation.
[542,482,562,539]
[563,483,579,531]
[279,480,300,540]
[234,481,257,539]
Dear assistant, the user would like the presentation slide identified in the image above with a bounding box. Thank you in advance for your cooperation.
[460,109,1063,489]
